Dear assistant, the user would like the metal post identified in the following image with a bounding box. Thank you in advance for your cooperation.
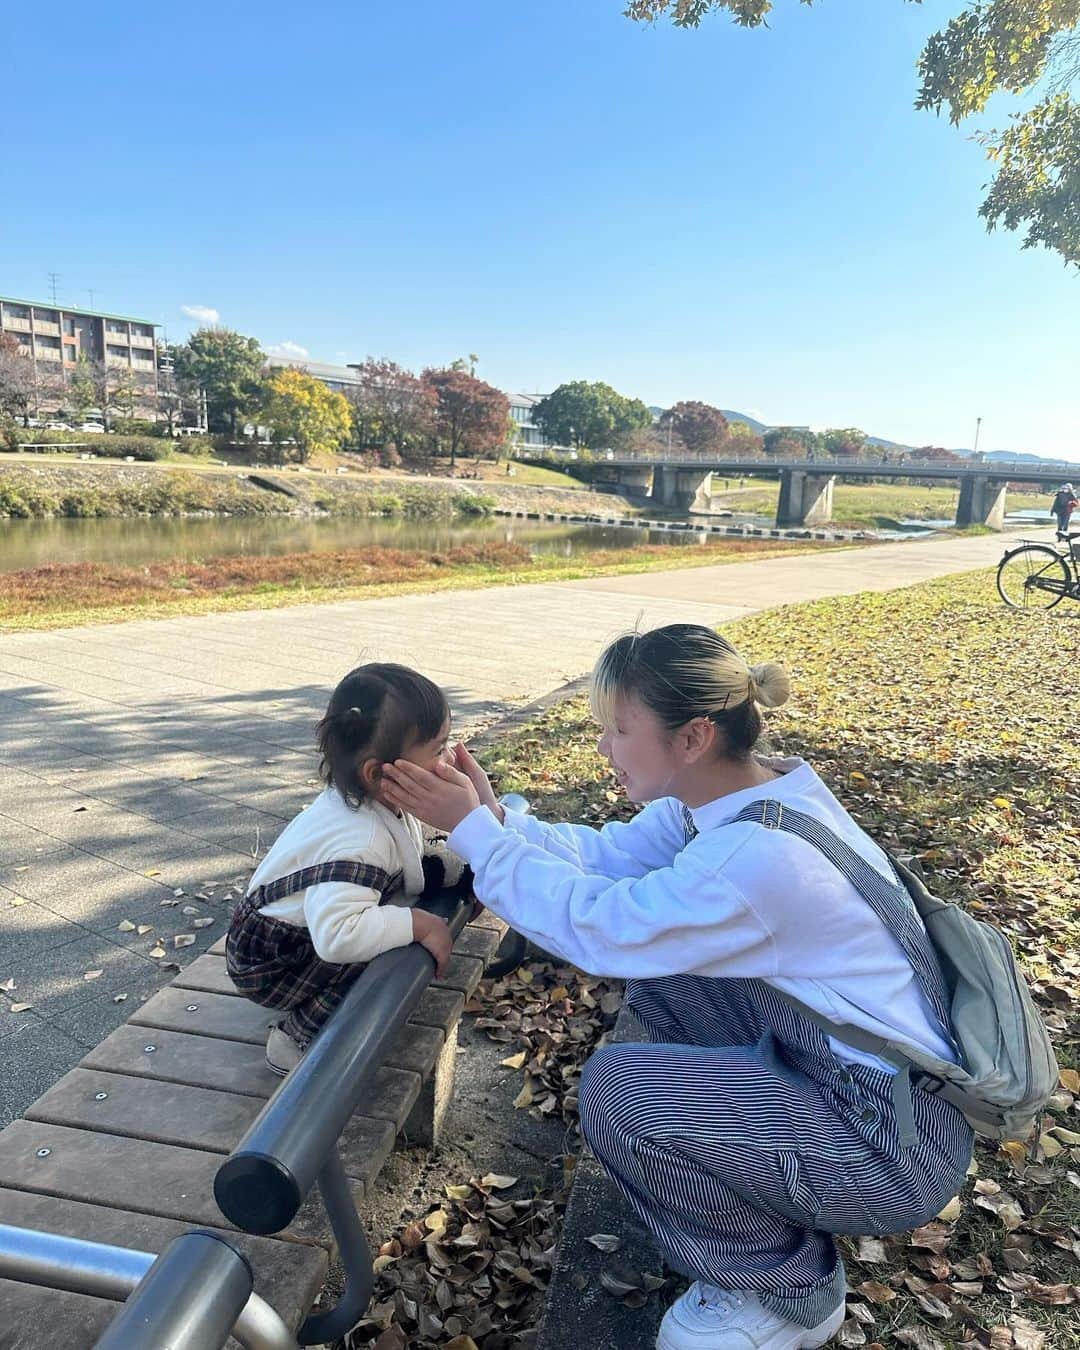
[95,1231,252,1350]
[296,1148,374,1345]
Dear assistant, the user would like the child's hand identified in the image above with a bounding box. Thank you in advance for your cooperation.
[454,744,503,822]
[411,908,452,977]
[382,758,480,833]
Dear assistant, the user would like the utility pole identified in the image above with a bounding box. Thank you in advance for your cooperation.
[48,272,60,305]
[973,416,982,458]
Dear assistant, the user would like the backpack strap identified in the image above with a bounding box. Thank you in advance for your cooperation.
[731,799,954,1040]
[254,860,396,906]
[729,799,959,1147]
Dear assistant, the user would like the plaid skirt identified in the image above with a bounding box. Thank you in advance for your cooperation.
[225,859,397,1046]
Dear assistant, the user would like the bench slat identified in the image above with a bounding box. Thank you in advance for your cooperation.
[0,1121,338,1248]
[79,1026,423,1129]
[22,1066,398,1195]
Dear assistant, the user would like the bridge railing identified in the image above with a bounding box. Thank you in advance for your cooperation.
[518,449,1075,477]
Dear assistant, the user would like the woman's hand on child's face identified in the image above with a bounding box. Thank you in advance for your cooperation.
[381,758,480,833]
[453,743,501,819]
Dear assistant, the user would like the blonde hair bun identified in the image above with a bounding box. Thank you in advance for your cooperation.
[749,662,791,709]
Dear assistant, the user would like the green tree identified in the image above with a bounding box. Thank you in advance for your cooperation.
[421,367,510,468]
[533,380,652,450]
[624,0,1080,267]
[763,426,822,458]
[66,357,99,425]
[174,328,265,437]
[822,427,868,458]
[262,368,351,462]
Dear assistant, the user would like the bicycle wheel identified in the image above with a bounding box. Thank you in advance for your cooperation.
[996,545,1071,610]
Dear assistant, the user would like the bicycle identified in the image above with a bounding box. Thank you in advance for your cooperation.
[996,529,1080,610]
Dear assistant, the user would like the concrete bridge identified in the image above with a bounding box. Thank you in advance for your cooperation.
[549,454,1074,529]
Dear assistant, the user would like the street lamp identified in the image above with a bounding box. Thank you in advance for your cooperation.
[973,417,982,457]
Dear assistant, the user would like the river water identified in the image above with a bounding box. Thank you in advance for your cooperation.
[0,513,724,574]
[0,505,1054,575]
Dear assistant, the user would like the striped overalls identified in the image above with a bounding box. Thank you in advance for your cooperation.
[577,800,974,1329]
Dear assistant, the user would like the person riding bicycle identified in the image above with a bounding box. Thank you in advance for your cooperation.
[1050,484,1078,535]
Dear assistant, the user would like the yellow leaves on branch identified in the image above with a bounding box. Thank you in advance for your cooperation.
[263,367,351,458]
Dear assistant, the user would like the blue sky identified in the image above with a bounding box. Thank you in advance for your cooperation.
[1,0,1076,455]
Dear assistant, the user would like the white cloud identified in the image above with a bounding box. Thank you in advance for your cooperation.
[267,340,310,360]
[181,304,220,323]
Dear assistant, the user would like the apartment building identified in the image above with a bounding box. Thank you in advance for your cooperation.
[0,295,159,417]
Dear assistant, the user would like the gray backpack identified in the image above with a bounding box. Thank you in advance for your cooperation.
[732,800,1060,1143]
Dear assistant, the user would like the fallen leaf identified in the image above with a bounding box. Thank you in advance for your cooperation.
[512,1080,533,1109]
[895,1327,947,1350]
[144,869,161,877]
[192,917,214,929]
[837,1319,867,1347]
[856,1236,888,1263]
[148,946,166,959]
[117,920,136,932]
[182,906,201,916]
[113,994,128,1003]
[0,977,15,992]
[936,1195,962,1223]
[479,1174,518,1189]
[585,1234,622,1252]
[858,1280,897,1304]
[136,925,153,936]
[500,1052,527,1070]
[10,1003,32,1013]
[1009,1317,1046,1350]
[83,969,102,981]
[1059,1068,1080,1093]
[174,934,195,948]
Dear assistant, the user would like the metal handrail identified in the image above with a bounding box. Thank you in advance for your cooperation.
[0,1223,297,1350]
[214,886,476,1344]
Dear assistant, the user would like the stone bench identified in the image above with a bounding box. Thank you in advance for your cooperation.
[0,913,506,1348]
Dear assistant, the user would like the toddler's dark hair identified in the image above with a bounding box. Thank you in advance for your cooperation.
[316,663,449,806]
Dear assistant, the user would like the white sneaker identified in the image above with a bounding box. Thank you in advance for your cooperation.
[657,1283,845,1350]
[265,1026,304,1077]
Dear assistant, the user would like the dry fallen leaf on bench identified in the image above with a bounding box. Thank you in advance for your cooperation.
[9,896,28,907]
[10,1003,32,1014]
[160,898,179,907]
[0,978,15,992]
[117,920,136,932]
[144,869,160,877]
[174,934,195,948]
[182,905,200,915]
[137,925,153,935]
[83,969,102,981]
[192,917,214,929]
[148,945,166,959]
[499,1051,526,1070]
[113,994,127,1003]
[585,1233,621,1252]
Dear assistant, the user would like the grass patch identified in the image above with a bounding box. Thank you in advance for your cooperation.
[711,481,1046,531]
[478,569,1080,1350]
[0,536,846,632]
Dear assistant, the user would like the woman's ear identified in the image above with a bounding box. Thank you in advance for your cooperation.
[683,717,718,764]
[359,757,381,792]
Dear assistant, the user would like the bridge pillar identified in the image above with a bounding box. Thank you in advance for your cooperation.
[776,470,835,527]
[613,465,654,499]
[955,475,1007,529]
[653,467,712,513]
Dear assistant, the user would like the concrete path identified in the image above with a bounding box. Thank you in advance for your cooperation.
[0,529,1015,1122]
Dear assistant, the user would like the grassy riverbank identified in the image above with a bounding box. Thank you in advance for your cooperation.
[467,568,1078,1350]
[0,535,845,631]
[711,480,1043,530]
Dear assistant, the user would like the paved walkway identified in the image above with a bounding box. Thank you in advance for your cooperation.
[0,529,1015,1122]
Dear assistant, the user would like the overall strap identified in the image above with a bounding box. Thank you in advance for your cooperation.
[731,799,954,1040]
[255,860,394,906]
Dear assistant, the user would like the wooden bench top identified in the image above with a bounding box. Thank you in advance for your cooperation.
[0,914,505,1346]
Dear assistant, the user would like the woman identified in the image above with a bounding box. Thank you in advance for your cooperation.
[382,624,972,1350]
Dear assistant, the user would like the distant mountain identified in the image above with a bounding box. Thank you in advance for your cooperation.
[720,410,769,435]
